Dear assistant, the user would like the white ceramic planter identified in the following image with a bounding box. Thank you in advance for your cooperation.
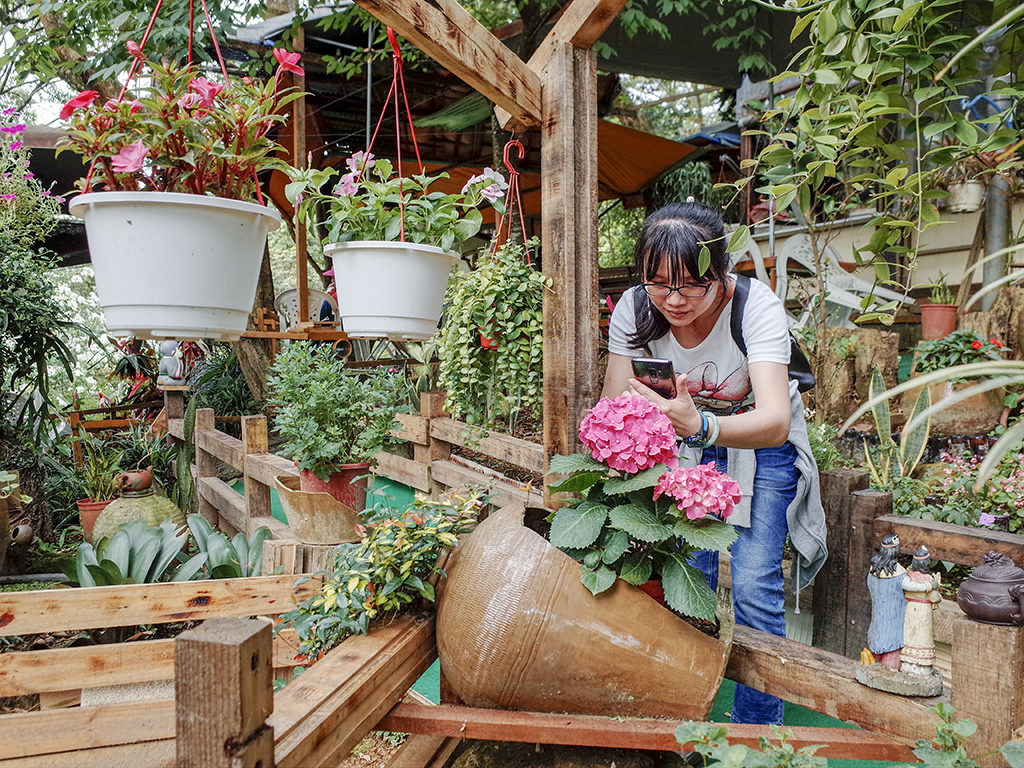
[70,192,281,340]
[947,180,985,214]
[325,241,458,340]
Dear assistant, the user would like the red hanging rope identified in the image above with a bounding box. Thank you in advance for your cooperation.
[491,139,532,265]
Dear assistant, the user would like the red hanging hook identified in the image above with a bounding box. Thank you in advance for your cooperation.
[503,139,525,177]
[386,27,403,60]
[492,138,531,265]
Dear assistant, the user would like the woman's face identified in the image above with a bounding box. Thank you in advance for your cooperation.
[646,259,721,328]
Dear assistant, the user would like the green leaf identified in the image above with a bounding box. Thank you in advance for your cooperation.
[172,553,209,582]
[104,529,132,577]
[727,226,750,254]
[549,502,609,548]
[608,503,674,543]
[661,554,717,621]
[813,69,842,86]
[547,453,607,475]
[580,565,617,595]
[618,551,653,585]
[672,518,738,553]
[601,529,631,564]
[246,527,273,577]
[129,536,162,583]
[604,463,670,494]
[1001,740,1024,768]
[697,245,711,277]
[548,471,606,494]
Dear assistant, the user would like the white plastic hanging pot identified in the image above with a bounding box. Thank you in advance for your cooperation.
[325,240,458,340]
[947,180,985,214]
[70,191,281,341]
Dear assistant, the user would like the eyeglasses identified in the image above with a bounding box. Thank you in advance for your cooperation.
[641,282,713,298]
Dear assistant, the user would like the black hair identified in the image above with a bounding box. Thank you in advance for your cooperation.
[627,202,730,350]
[869,532,901,577]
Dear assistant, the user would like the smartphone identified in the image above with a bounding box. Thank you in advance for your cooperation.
[631,357,677,399]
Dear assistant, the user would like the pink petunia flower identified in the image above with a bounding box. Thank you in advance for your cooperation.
[189,77,224,107]
[1,124,25,134]
[0,194,16,199]
[273,47,305,76]
[9,141,21,150]
[335,172,359,196]
[978,512,997,527]
[111,140,148,173]
[346,150,373,174]
[60,90,100,120]
[654,462,743,520]
[578,395,678,474]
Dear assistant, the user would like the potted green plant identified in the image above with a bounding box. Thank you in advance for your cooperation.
[58,45,304,341]
[285,154,507,340]
[920,272,957,340]
[905,329,1007,435]
[267,341,406,509]
[73,431,124,542]
[435,239,549,432]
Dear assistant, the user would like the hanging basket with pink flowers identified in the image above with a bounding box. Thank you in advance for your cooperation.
[59,14,304,340]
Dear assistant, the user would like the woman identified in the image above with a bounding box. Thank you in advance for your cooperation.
[603,201,827,725]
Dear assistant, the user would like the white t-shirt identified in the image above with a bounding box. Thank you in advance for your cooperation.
[608,276,791,416]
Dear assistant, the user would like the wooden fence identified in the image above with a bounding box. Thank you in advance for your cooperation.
[2,388,1023,766]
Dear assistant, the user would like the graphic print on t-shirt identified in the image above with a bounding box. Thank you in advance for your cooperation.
[686,361,755,415]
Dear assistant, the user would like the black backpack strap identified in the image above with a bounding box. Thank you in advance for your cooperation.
[730,274,750,355]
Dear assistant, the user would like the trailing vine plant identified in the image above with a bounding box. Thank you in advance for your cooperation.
[435,239,550,434]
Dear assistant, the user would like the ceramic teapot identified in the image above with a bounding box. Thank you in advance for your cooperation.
[956,551,1024,626]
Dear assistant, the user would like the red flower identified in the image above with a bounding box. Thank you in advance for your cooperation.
[990,338,1003,348]
[971,341,983,350]
[189,77,224,107]
[273,48,304,76]
[60,90,100,120]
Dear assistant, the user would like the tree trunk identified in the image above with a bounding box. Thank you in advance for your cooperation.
[230,244,276,403]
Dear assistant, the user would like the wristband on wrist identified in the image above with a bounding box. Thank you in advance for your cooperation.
[704,412,721,447]
[683,411,710,448]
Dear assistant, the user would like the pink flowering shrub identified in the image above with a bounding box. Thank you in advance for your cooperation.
[654,462,742,520]
[578,395,679,473]
[546,396,739,621]
[936,449,1024,532]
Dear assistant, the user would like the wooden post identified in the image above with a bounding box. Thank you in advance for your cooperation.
[69,411,84,467]
[812,468,871,657]
[952,617,1024,767]
[262,539,302,576]
[420,392,451,498]
[541,42,600,500]
[242,415,272,535]
[175,617,274,768]
[195,408,219,527]
[164,387,186,421]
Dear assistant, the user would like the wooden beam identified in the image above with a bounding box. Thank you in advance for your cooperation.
[246,451,300,488]
[727,624,944,747]
[374,450,432,493]
[242,415,273,524]
[197,476,247,532]
[352,0,541,125]
[377,703,916,762]
[394,413,429,445]
[873,513,1024,566]
[272,614,436,768]
[430,458,545,508]
[0,574,322,636]
[541,42,600,495]
[176,618,274,768]
[0,740,175,768]
[495,0,630,130]
[428,417,544,472]
[0,699,175,761]
[196,428,245,470]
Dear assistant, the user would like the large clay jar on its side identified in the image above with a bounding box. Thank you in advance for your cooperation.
[436,503,732,720]
[957,551,1024,626]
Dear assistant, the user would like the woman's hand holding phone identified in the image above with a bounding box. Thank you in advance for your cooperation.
[628,358,702,439]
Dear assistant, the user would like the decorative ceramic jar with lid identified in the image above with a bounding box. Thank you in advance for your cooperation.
[956,551,1024,626]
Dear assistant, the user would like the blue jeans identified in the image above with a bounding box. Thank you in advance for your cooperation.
[694,442,798,725]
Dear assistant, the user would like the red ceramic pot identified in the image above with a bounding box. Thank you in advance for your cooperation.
[298,463,371,511]
[76,498,115,543]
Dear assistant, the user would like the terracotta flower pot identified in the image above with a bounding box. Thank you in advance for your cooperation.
[436,503,732,720]
[116,466,153,493]
[919,303,957,341]
[903,375,1005,436]
[298,464,371,512]
[76,498,115,543]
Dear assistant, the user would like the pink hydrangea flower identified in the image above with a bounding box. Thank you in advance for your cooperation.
[578,395,678,474]
[111,140,148,173]
[654,462,742,520]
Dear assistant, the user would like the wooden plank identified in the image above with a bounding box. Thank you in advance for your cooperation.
[540,43,600,499]
[352,0,541,125]
[494,0,629,129]
[428,417,544,473]
[168,417,185,440]
[377,703,915,762]
[197,476,247,533]
[0,633,306,696]
[242,415,272,524]
[933,597,965,647]
[812,468,870,656]
[0,739,175,768]
[246,451,300,488]
[845,489,892,658]
[430,458,545,508]
[195,408,219,525]
[374,450,432,493]
[952,617,1024,766]
[386,735,460,768]
[176,618,274,768]
[251,514,292,540]
[872,513,1024,566]
[196,427,245,470]
[272,614,436,768]
[0,574,322,636]
[727,624,944,747]
[394,413,429,444]
[0,699,175,761]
